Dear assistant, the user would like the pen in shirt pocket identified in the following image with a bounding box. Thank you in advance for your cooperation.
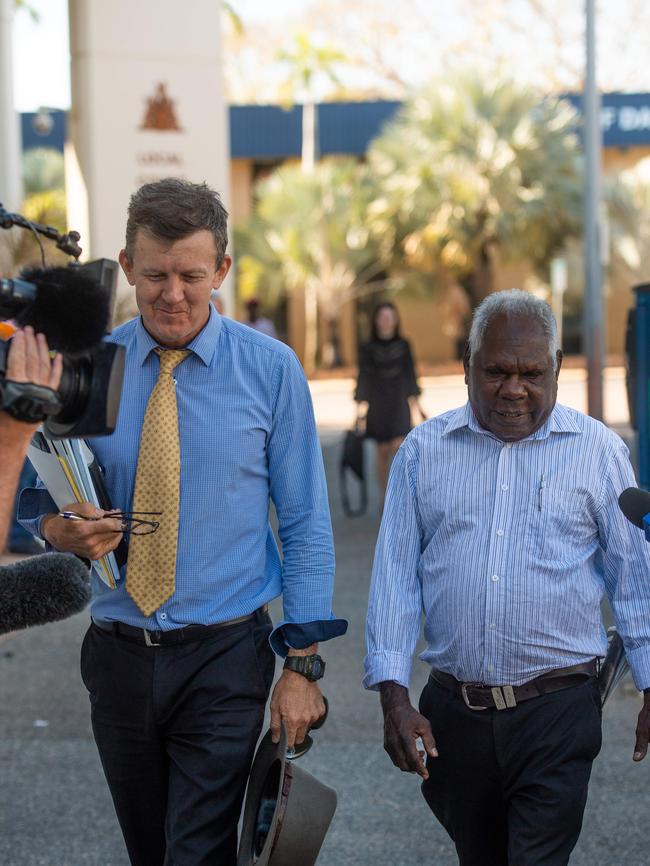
[537,473,546,511]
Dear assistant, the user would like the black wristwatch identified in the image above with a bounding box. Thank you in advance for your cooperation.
[283,654,326,682]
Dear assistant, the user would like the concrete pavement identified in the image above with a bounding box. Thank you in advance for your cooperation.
[0,369,648,865]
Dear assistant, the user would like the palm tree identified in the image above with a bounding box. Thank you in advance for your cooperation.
[235,159,386,375]
[367,72,584,313]
[277,32,346,171]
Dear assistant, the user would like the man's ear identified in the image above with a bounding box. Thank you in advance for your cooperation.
[213,255,232,288]
[555,349,563,380]
[118,249,135,286]
[462,342,471,385]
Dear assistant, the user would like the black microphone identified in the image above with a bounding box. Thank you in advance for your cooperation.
[618,487,650,540]
[0,553,91,635]
[0,266,111,354]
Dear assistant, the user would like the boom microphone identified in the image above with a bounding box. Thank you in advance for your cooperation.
[0,266,111,354]
[0,553,91,635]
[618,487,650,541]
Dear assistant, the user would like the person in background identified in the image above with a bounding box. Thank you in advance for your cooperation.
[244,297,277,339]
[355,302,426,501]
[210,288,225,316]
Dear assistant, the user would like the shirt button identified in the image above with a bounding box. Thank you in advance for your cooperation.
[487,665,495,672]
[501,484,509,492]
[505,443,512,449]
[491,574,499,582]
[489,623,497,629]
[160,612,168,620]
[496,529,504,536]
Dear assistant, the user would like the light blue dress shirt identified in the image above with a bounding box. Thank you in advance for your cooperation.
[364,402,650,691]
[20,308,346,655]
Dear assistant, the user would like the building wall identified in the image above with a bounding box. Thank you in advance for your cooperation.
[229,159,253,225]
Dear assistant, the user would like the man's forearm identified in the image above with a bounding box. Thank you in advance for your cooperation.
[379,681,411,713]
[0,414,35,551]
[286,643,318,657]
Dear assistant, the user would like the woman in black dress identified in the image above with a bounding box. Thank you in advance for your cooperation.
[355,302,426,501]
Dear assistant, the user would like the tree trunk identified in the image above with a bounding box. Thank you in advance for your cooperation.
[303,279,319,377]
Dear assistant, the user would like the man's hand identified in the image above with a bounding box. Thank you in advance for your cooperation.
[6,326,63,394]
[0,327,64,550]
[269,645,326,749]
[380,681,438,780]
[41,501,124,560]
[633,689,650,762]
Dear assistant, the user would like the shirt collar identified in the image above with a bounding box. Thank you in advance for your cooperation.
[134,304,221,367]
[442,402,582,441]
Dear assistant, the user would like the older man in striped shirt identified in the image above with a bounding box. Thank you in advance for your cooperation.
[364,289,650,866]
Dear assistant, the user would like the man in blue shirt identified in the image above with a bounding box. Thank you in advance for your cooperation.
[21,178,346,866]
[365,289,650,866]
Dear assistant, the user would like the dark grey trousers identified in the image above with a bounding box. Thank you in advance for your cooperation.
[419,676,603,866]
[80,611,275,866]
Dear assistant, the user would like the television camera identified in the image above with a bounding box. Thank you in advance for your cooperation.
[0,203,124,437]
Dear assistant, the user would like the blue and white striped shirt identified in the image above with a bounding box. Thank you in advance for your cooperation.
[364,402,650,691]
[20,308,346,654]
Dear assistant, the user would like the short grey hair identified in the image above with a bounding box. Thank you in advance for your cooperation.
[468,289,559,369]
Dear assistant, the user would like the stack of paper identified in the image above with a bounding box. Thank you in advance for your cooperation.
[27,433,122,588]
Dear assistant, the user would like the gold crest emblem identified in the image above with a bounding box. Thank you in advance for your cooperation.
[140,83,183,132]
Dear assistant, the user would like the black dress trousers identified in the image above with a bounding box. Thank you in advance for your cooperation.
[80,610,275,866]
[419,676,603,866]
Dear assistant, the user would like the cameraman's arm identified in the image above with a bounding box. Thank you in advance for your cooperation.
[0,328,62,550]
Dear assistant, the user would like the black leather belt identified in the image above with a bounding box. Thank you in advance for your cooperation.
[92,605,268,647]
[430,660,598,711]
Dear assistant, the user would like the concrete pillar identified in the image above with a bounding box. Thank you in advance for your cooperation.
[0,0,22,211]
[66,0,233,310]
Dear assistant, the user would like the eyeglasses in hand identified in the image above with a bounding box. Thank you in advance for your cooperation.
[58,510,162,536]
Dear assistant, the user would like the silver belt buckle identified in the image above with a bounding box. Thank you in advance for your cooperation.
[143,628,162,647]
[461,682,488,711]
[461,683,518,710]
[490,685,518,710]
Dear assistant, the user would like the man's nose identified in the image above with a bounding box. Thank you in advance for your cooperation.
[161,275,185,303]
[500,375,527,399]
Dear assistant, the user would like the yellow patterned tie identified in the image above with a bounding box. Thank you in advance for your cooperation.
[126,348,190,615]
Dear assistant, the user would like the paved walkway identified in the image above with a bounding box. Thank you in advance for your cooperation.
[309,365,631,431]
[0,368,647,865]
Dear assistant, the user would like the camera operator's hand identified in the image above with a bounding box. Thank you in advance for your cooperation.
[6,326,63,396]
[0,328,63,551]
[41,502,124,561]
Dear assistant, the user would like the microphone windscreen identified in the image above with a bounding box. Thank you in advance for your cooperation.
[15,266,111,354]
[618,487,650,529]
[0,553,91,635]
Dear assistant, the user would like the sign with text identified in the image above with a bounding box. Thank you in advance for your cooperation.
[66,0,232,307]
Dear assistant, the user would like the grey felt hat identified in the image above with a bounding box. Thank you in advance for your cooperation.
[237,724,337,866]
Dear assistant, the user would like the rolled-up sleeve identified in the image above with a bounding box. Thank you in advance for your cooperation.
[364,438,424,690]
[267,351,346,656]
[17,480,57,541]
[598,439,650,690]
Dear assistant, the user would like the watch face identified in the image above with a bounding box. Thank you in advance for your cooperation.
[284,654,325,680]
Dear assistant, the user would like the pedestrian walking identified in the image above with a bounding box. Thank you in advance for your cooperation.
[243,297,277,339]
[20,178,347,866]
[354,302,426,502]
[365,289,650,866]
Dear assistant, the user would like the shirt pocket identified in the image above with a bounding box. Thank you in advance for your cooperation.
[526,486,596,566]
